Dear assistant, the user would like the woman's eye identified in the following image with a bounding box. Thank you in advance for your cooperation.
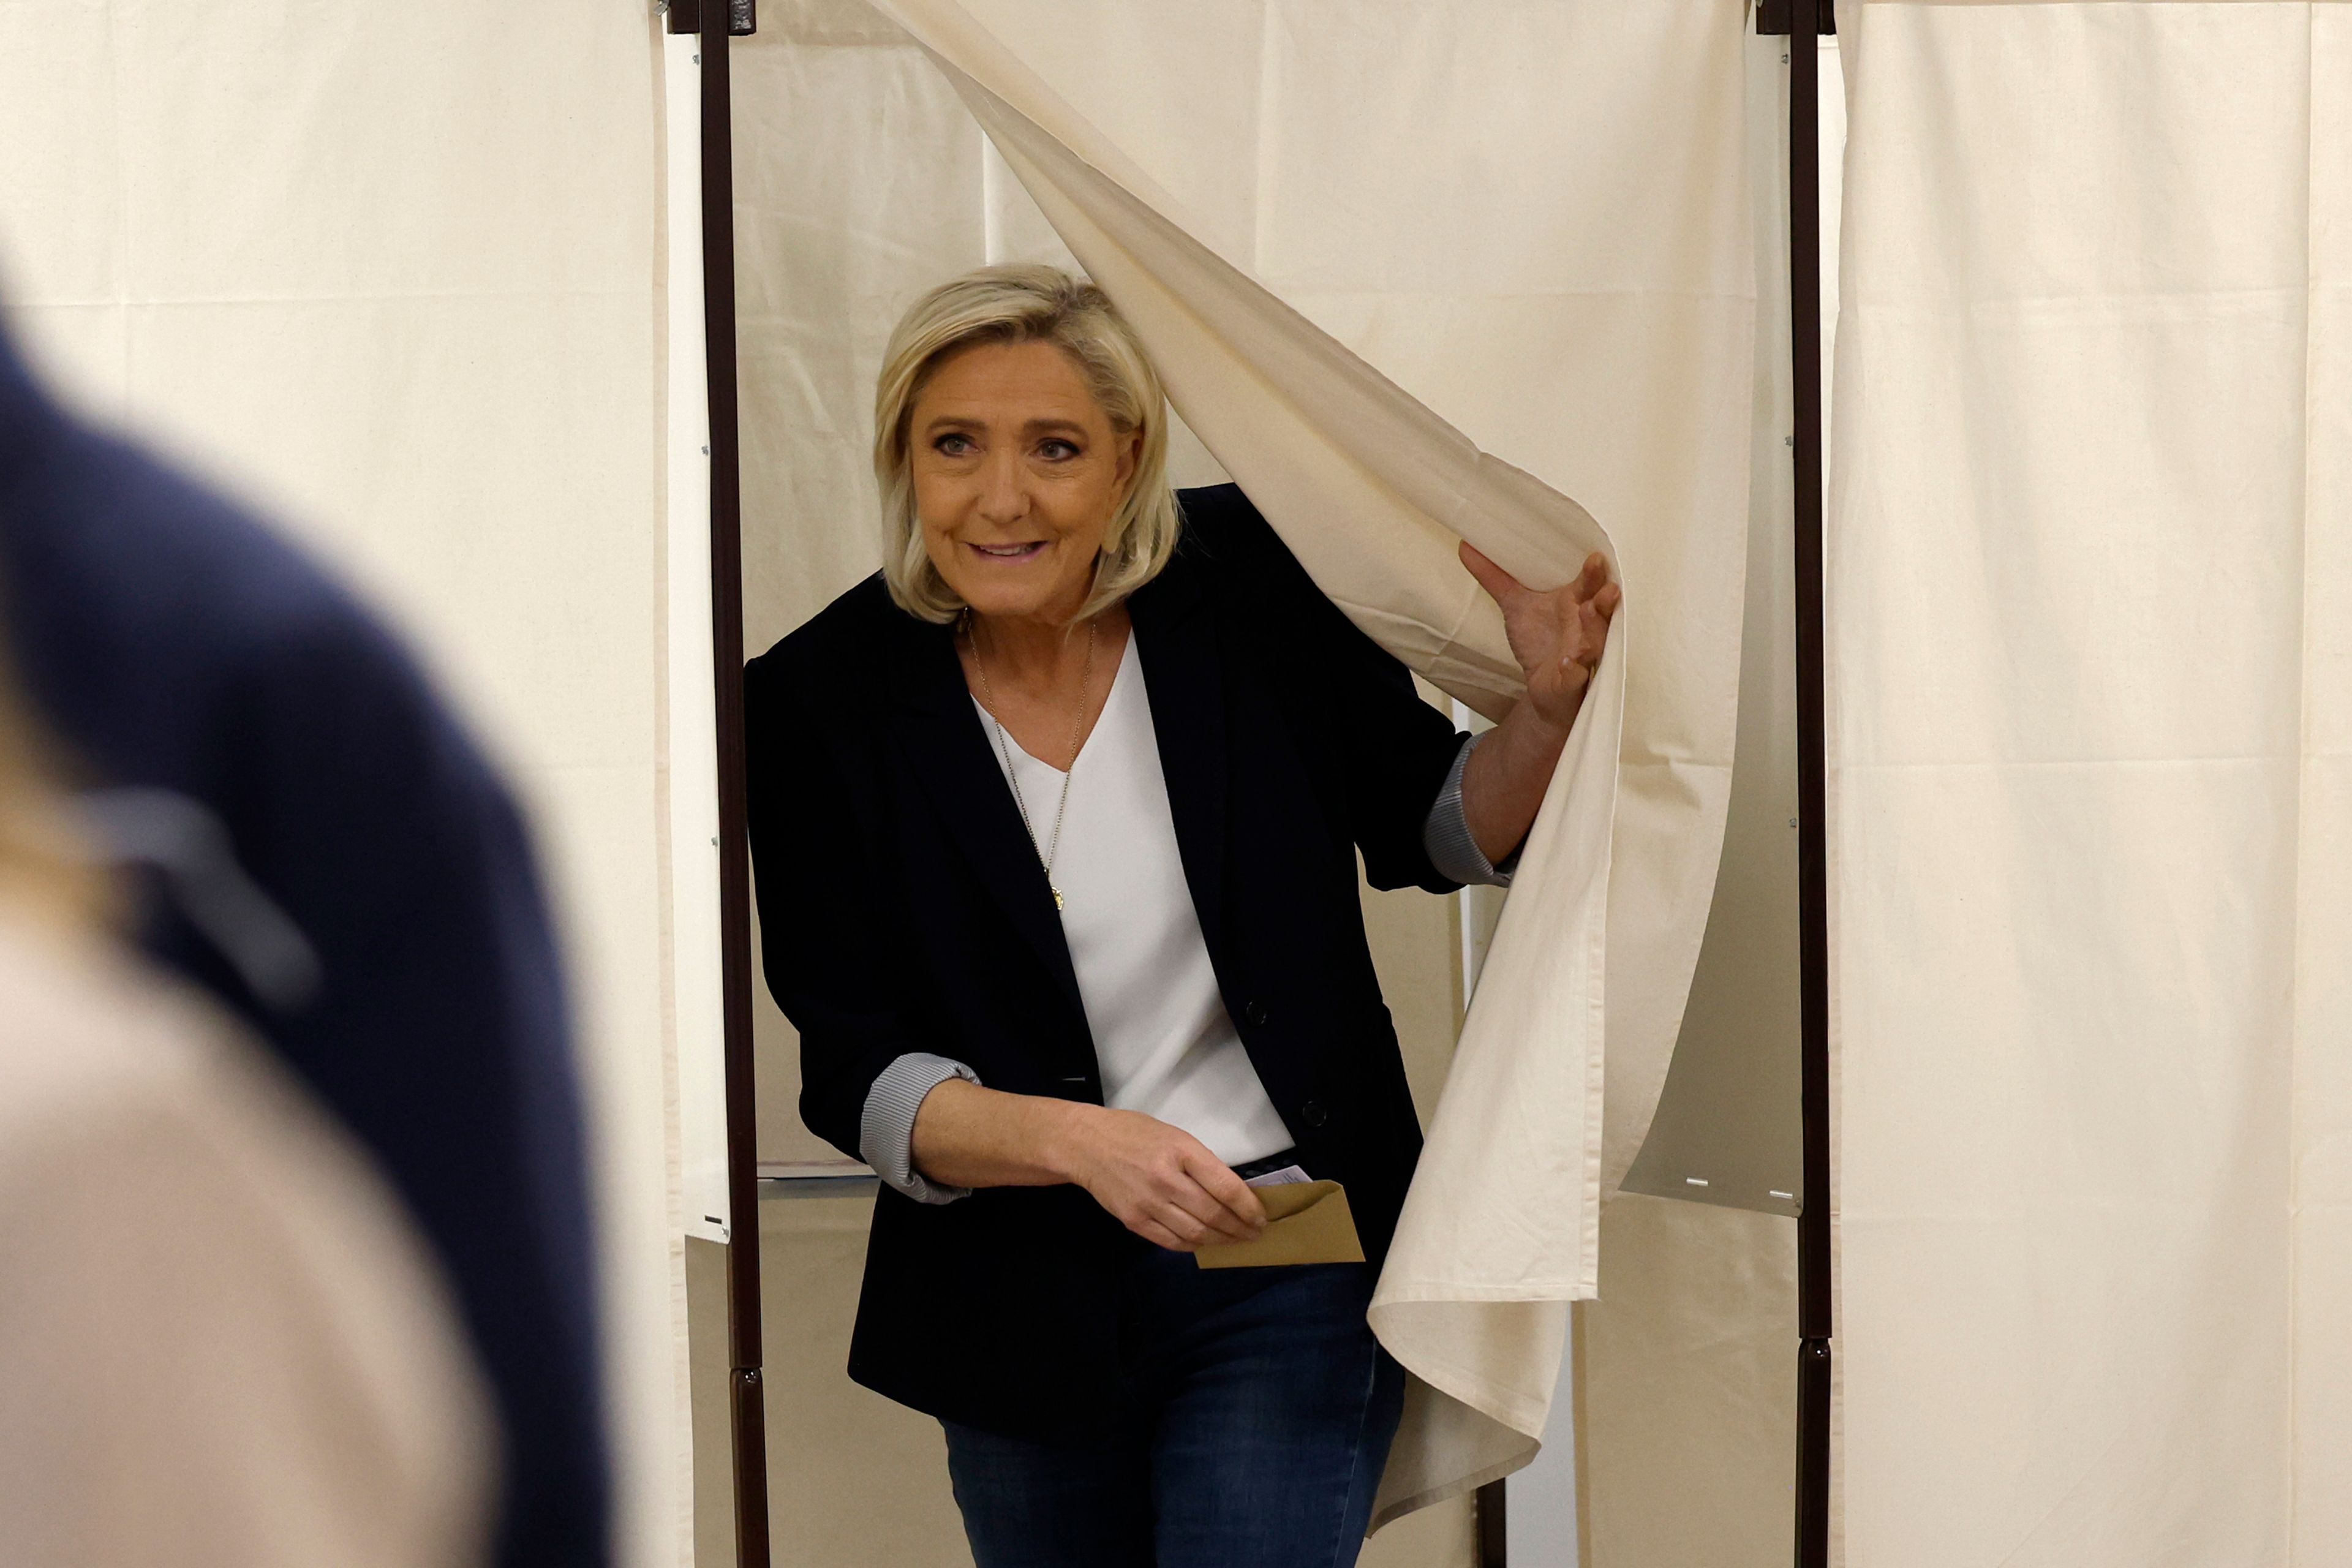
[933,432,974,456]
[1036,439,1079,461]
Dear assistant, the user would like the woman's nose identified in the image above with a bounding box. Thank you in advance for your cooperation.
[976,451,1030,524]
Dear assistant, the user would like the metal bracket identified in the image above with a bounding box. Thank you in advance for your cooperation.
[1476,1477,1508,1567]
[663,0,755,36]
[1757,0,1836,36]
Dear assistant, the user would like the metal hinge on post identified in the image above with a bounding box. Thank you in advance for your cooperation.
[662,0,755,36]
[1757,0,1836,35]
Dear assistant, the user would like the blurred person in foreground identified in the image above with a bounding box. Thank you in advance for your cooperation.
[0,658,492,1568]
[0,317,606,1567]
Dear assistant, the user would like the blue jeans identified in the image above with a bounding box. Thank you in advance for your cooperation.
[941,1248,1407,1568]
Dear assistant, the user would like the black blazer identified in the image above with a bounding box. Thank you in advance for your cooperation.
[744,484,1470,1438]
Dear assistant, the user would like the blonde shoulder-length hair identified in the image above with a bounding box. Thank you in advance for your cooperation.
[872,265,1182,624]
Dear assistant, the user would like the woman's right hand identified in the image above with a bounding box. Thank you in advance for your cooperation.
[906,1080,1268,1251]
[1058,1106,1269,1252]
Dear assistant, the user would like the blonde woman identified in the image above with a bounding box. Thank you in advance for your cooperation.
[745,265,1618,1567]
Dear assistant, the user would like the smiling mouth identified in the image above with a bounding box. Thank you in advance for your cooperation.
[968,541,1047,562]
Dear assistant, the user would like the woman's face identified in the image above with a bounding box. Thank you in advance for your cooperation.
[909,337,1139,627]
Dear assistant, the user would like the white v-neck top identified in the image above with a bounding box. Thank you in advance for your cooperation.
[973,633,1294,1165]
[857,627,1510,1207]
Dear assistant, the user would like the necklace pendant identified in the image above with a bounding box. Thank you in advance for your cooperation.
[1051,884,1065,911]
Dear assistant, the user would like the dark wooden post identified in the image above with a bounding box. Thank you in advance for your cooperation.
[1784,4,1834,1566]
[673,0,773,1561]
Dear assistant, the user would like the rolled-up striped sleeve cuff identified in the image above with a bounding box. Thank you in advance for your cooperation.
[1423,732,1521,888]
[860,1053,982,1205]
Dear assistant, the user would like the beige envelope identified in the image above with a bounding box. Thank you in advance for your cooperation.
[1194,1180,1365,1270]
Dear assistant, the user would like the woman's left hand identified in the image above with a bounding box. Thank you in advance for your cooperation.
[1458,543,1621,733]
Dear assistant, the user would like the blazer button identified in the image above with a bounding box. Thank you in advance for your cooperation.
[1244,1000,1270,1027]
[1299,1100,1328,1129]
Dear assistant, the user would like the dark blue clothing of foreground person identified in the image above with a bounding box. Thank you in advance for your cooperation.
[0,323,608,1568]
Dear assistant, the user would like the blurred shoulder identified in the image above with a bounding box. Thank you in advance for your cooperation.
[0,352,426,740]
[13,416,417,683]
[2,409,522,833]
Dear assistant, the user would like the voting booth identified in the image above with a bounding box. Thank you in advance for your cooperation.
[716,2,1787,1562]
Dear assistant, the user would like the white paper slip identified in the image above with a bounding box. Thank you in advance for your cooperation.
[1244,1164,1312,1188]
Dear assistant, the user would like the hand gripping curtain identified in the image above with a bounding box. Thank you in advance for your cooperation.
[872,0,1745,1525]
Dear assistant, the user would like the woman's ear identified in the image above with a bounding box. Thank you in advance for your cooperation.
[1113,428,1143,497]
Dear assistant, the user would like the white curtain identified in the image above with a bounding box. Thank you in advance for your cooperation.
[0,10,692,1564]
[862,0,1759,1525]
[1832,4,2350,1561]
[1569,34,1813,1567]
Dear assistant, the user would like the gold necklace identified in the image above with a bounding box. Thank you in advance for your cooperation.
[967,612,1096,913]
